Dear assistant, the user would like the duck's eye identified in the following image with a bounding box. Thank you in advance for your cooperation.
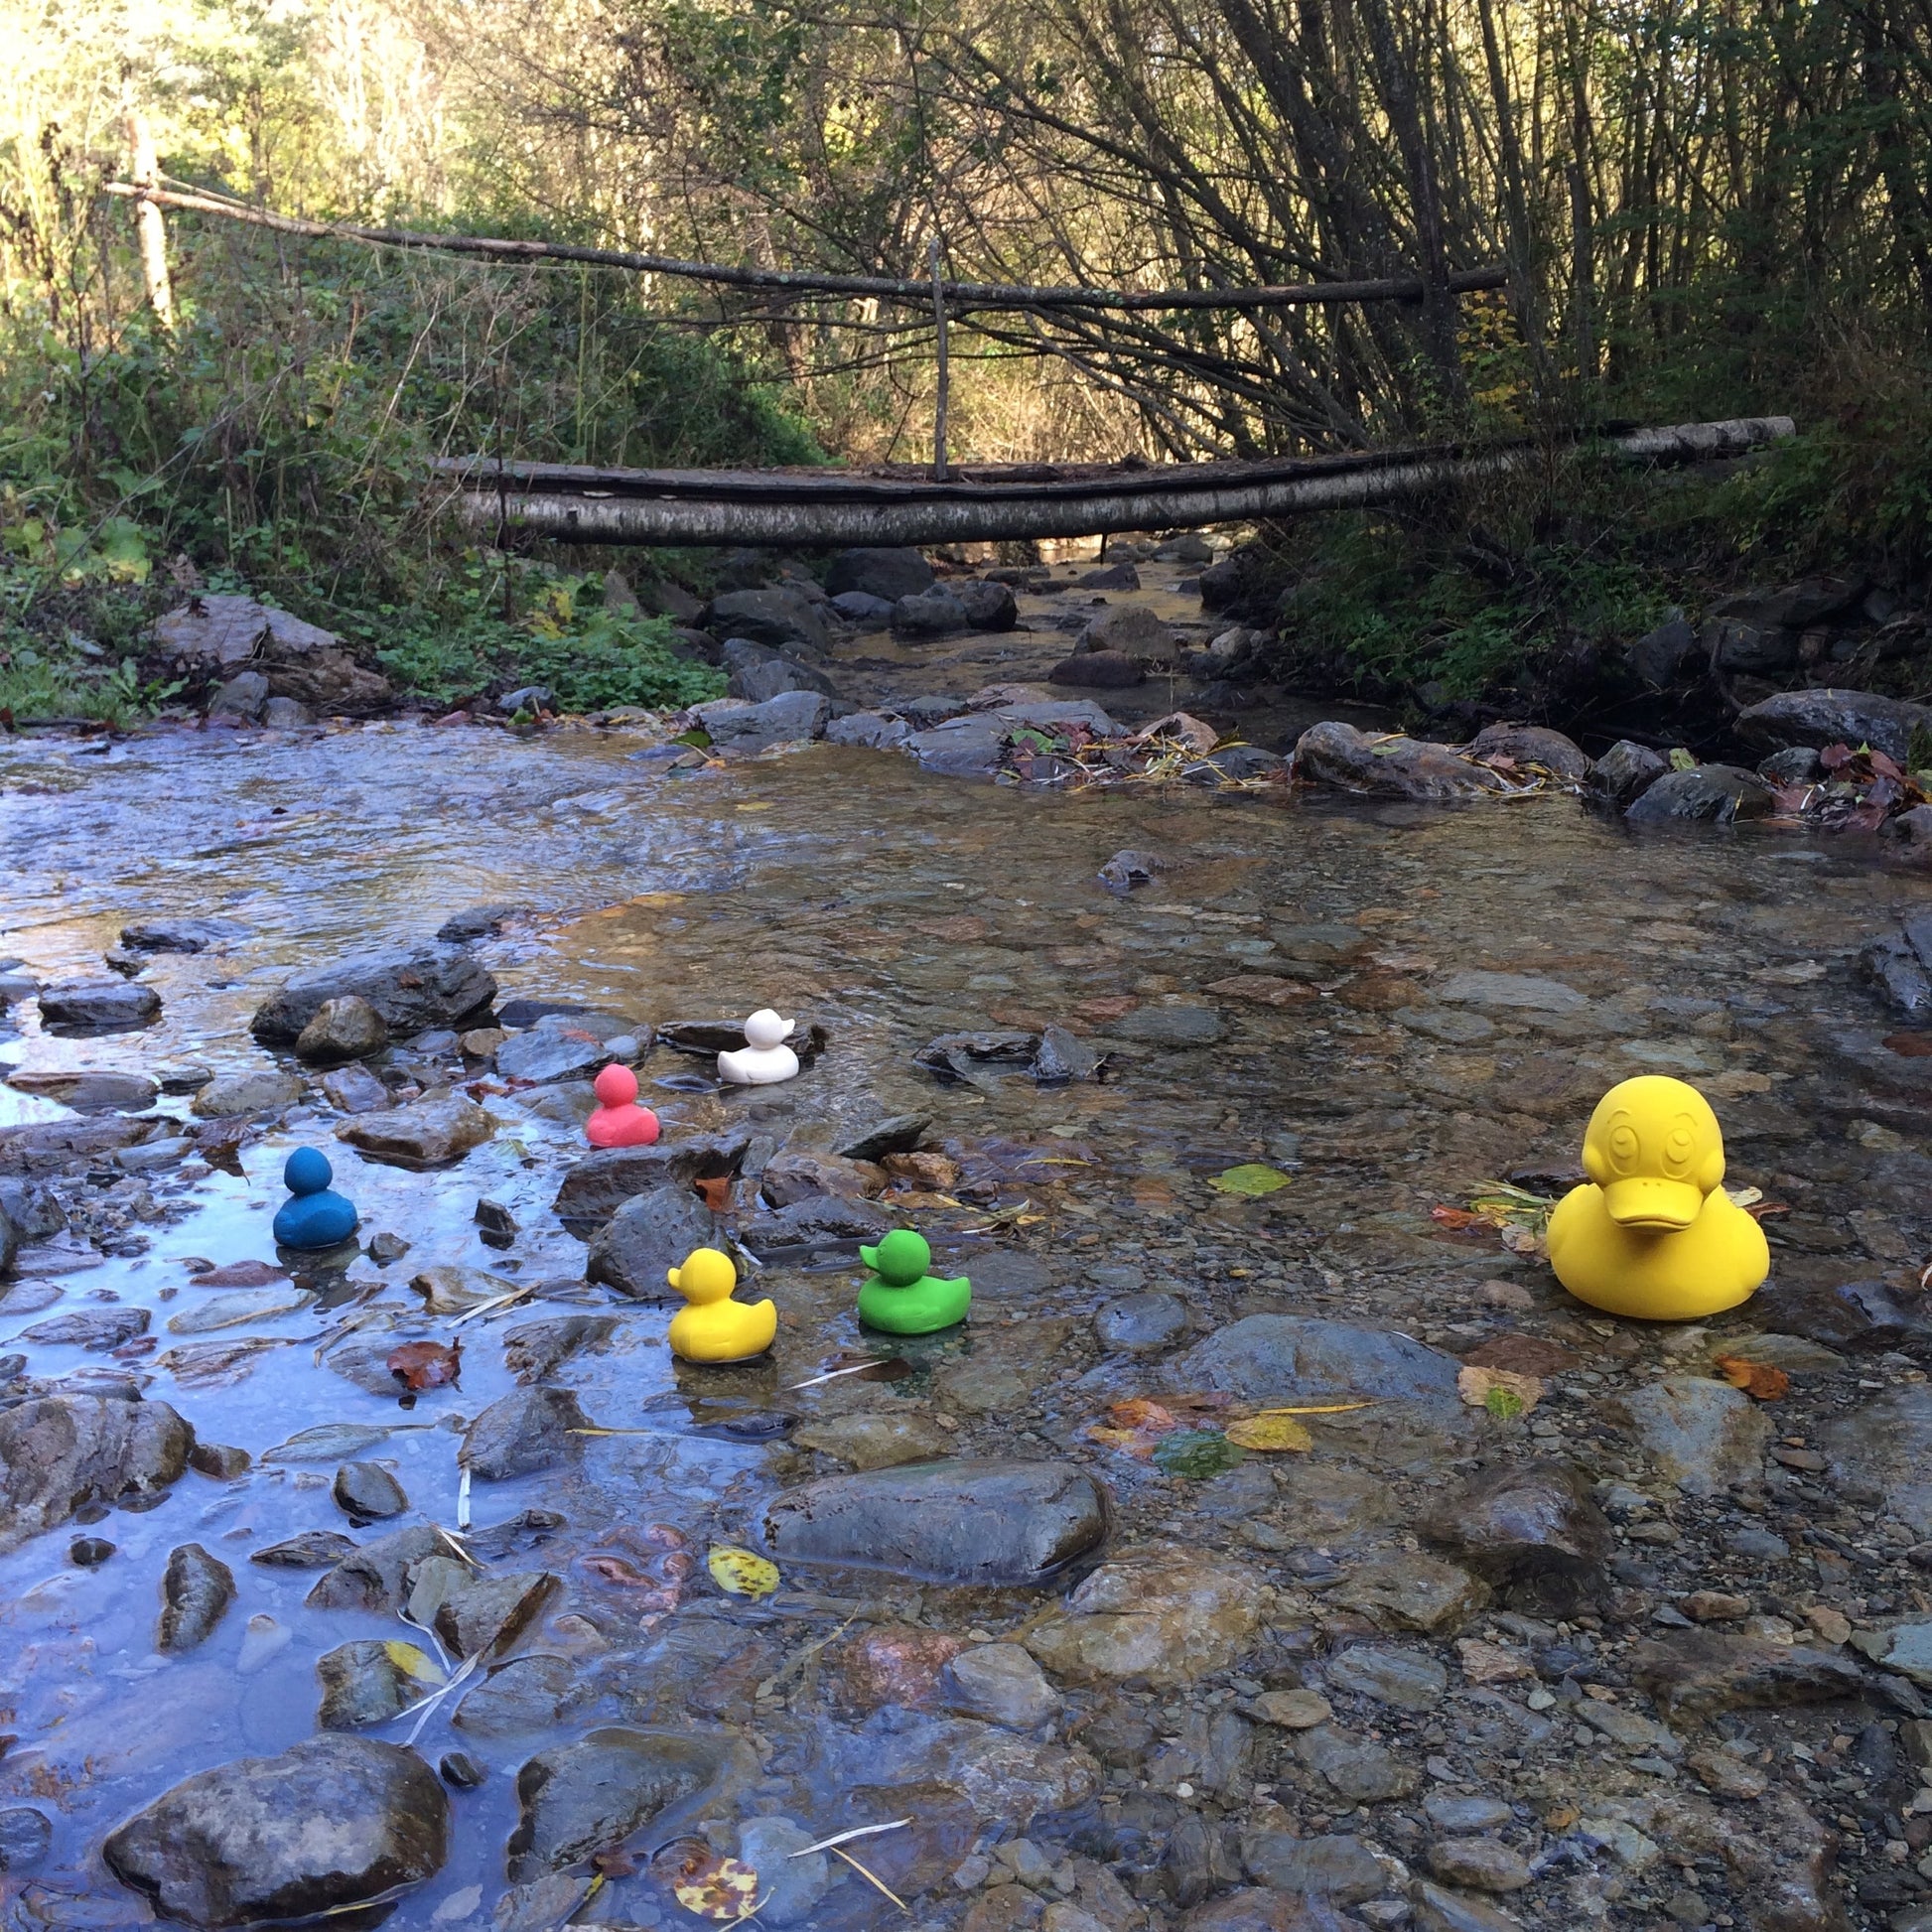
[1662,1117,1697,1174]
[1607,1121,1640,1169]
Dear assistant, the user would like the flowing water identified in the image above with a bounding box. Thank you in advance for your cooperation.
[3,716,1931,1931]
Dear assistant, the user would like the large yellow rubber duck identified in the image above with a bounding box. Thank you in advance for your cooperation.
[665,1247,777,1363]
[1547,1075,1768,1320]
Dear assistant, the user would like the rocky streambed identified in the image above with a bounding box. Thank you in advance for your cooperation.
[4,689,1932,1932]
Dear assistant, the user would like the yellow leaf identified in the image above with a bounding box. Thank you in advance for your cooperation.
[707,1543,779,1601]
[381,1640,445,1685]
[1249,1401,1374,1416]
[1224,1413,1313,1452]
[672,1854,761,1920]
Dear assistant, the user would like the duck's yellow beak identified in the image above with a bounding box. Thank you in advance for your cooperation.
[1602,1175,1704,1230]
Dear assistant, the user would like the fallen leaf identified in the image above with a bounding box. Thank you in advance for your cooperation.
[1457,1364,1542,1419]
[186,1259,287,1288]
[1223,1413,1313,1452]
[381,1639,446,1685]
[656,1843,760,1922]
[1106,1397,1179,1433]
[262,1421,398,1462]
[707,1543,779,1601]
[1151,1429,1246,1477]
[592,1848,639,1879]
[692,1175,732,1212]
[387,1339,461,1391]
[1715,1354,1790,1400]
[1208,1163,1292,1197]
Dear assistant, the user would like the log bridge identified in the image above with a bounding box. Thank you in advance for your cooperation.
[437,417,1794,549]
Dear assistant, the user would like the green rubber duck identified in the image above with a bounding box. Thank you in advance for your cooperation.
[856,1228,971,1334]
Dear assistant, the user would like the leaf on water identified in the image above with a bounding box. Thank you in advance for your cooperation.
[657,1844,760,1922]
[1714,1353,1790,1400]
[1208,1163,1292,1197]
[1106,1398,1179,1434]
[1458,1364,1543,1418]
[1223,1413,1313,1452]
[381,1640,446,1685]
[387,1339,462,1391]
[262,1422,395,1462]
[707,1544,779,1601]
[1151,1429,1246,1478]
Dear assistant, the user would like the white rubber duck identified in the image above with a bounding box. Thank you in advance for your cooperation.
[718,1009,800,1086]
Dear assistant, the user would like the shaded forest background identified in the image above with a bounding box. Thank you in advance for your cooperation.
[4,0,1932,718]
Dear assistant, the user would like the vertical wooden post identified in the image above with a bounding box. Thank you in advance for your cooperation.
[126,111,175,332]
[929,234,949,482]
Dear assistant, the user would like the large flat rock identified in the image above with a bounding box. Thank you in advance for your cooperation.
[0,1395,194,1557]
[251,945,495,1043]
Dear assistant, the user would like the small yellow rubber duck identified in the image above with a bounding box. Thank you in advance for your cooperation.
[1547,1074,1768,1320]
[665,1247,777,1363]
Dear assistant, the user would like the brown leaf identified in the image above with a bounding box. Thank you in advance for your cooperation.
[1885,1033,1932,1057]
[1714,1354,1790,1400]
[187,1259,287,1288]
[692,1175,732,1212]
[592,1848,638,1879]
[387,1339,461,1391]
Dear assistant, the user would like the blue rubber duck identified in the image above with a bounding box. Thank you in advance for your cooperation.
[272,1147,359,1249]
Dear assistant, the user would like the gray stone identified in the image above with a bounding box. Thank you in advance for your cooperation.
[726,649,840,704]
[1293,722,1505,801]
[1413,1881,1525,1931]
[1757,1276,1931,1352]
[1427,1840,1532,1893]
[1630,614,1698,688]
[1466,722,1590,780]
[505,1726,748,1880]
[586,1188,722,1298]
[893,586,971,636]
[1095,1292,1192,1352]
[1624,765,1774,824]
[332,1461,407,1522]
[5,1069,158,1113]
[692,689,830,748]
[1587,739,1669,810]
[552,1130,753,1227]
[191,1068,303,1119]
[1823,1387,1932,1531]
[121,918,248,954]
[250,1530,359,1570]
[1173,1313,1461,1409]
[1293,1725,1422,1803]
[305,1523,449,1612]
[1325,1644,1449,1711]
[251,945,494,1044]
[826,547,934,603]
[1613,1376,1769,1495]
[209,670,270,719]
[836,1114,931,1163]
[764,1458,1109,1586]
[19,1307,150,1350]
[1080,605,1178,662]
[0,1394,194,1557]
[0,1808,51,1872]
[101,1734,449,1928]
[434,1570,558,1659]
[1425,1794,1513,1833]
[958,579,1019,631]
[1759,745,1824,785]
[1330,1553,1489,1633]
[905,698,1121,777]
[705,587,832,656]
[452,1653,581,1737]
[1631,1631,1866,1718]
[502,1315,620,1384]
[825,710,910,748]
[322,1064,389,1114]
[1239,1830,1386,1903]
[435,904,523,943]
[158,1543,236,1653]
[461,1388,590,1482]
[943,1643,1061,1726]
[296,996,388,1064]
[262,696,314,728]
[1050,649,1146,689]
[1424,1458,1611,1607]
[1436,969,1586,1012]
[496,1024,611,1085]
[338,1097,493,1168]
[1114,1004,1225,1045]
[735,1816,829,1927]
[317,1639,444,1727]
[1395,1005,1496,1042]
[39,980,161,1034]
[829,592,896,627]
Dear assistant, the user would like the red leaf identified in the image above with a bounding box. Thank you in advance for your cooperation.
[387,1339,461,1390]
[1820,743,1855,771]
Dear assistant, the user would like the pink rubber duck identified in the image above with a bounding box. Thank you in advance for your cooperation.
[586,1064,660,1148]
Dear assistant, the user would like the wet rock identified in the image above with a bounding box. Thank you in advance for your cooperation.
[1624,764,1773,823]
[338,1097,494,1168]
[726,647,841,703]
[1863,913,1932,1016]
[1115,1004,1224,1045]
[188,1442,250,1480]
[1424,1458,1610,1609]
[1466,722,1590,780]
[585,1188,720,1298]
[1412,1880,1525,1931]
[453,1653,581,1738]
[69,1535,115,1566]
[158,1543,236,1653]
[1587,739,1669,811]
[1095,1292,1192,1352]
[39,980,161,1034]
[19,1307,150,1350]
[763,1457,1108,1586]
[736,1816,828,1927]
[0,1394,193,1556]
[317,1639,444,1727]
[434,1571,559,1659]
[1026,1543,1269,1686]
[1612,1375,1769,1495]
[5,1069,158,1114]
[1754,1276,1931,1350]
[1034,1025,1106,1081]
[759,1151,884,1206]
[1822,1387,1932,1532]
[1736,686,1932,765]
[1173,1313,1461,1411]
[502,1315,619,1384]
[251,1529,358,1569]
[744,1192,894,1258]
[306,1523,452,1611]
[915,1028,1039,1078]
[121,917,248,955]
[827,547,934,603]
[495,1023,614,1086]
[1632,1631,1866,1718]
[706,586,832,656]
[436,904,524,943]
[1239,1829,1385,1902]
[333,1460,407,1523]
[1179,1888,1312,1931]
[1051,649,1146,689]
[1630,613,1698,688]
[693,689,832,749]
[211,670,269,718]
[250,945,496,1045]
[842,1714,1099,1825]
[102,1734,449,1928]
[833,1624,965,1712]
[1293,1725,1422,1803]
[0,1807,51,1872]
[792,1412,955,1469]
[189,1068,303,1119]
[893,585,971,637]
[1293,722,1505,801]
[552,1129,753,1228]
[838,1114,931,1162]
[1330,1552,1488,1633]
[906,697,1120,776]
[1080,606,1178,662]
[296,996,388,1065]
[1325,1644,1449,1711]
[461,1387,591,1482]
[959,580,1019,630]
[943,1643,1062,1727]
[505,1726,749,1880]
[1759,744,1824,785]
[1428,1839,1531,1892]
[825,709,910,746]
[321,1063,389,1113]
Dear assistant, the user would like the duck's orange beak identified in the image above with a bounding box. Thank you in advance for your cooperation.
[1602,1175,1704,1230]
